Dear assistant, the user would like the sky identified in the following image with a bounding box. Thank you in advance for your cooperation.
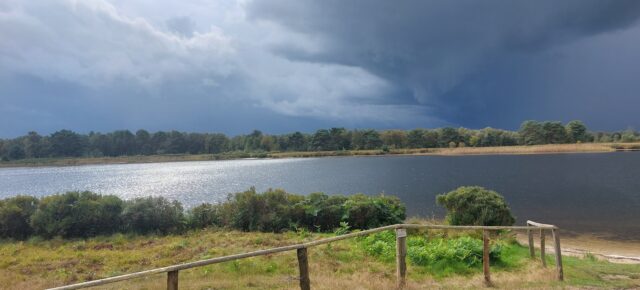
[2,0,640,137]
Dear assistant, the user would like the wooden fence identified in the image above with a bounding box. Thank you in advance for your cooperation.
[47,221,562,290]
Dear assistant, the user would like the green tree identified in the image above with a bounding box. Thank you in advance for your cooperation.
[436,186,515,226]
[48,130,86,157]
[565,120,588,143]
[438,127,460,147]
[23,131,46,158]
[112,130,137,155]
[381,130,407,149]
[311,129,332,150]
[135,129,153,155]
[287,132,306,151]
[329,127,351,150]
[519,121,545,145]
[205,133,229,154]
[541,121,568,144]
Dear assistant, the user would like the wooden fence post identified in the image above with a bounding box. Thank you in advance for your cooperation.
[540,229,546,267]
[297,247,311,290]
[396,228,407,289]
[551,229,564,281]
[482,230,491,286]
[167,270,178,290]
[527,229,535,258]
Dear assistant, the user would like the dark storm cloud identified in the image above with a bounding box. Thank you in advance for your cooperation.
[2,0,640,137]
[248,0,640,129]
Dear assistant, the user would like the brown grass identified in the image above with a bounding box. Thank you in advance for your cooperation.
[2,227,639,290]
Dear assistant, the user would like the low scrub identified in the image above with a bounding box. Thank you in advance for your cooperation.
[0,188,405,240]
[31,191,123,238]
[361,231,510,276]
[0,195,38,239]
[197,188,405,232]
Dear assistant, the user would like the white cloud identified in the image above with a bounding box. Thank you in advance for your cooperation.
[0,0,429,128]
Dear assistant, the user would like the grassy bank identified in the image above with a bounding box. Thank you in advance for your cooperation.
[2,142,639,168]
[1,228,638,289]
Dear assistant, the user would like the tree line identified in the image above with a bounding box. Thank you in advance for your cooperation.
[1,120,638,161]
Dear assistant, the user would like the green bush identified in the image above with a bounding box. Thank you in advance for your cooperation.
[343,194,406,230]
[187,203,222,229]
[30,191,123,238]
[217,188,298,232]
[217,189,405,232]
[1,188,407,239]
[296,192,347,231]
[436,186,515,226]
[121,196,186,234]
[0,195,39,239]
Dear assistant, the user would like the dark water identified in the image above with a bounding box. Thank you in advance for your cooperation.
[1,152,639,240]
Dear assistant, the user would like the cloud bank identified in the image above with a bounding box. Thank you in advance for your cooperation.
[1,0,640,136]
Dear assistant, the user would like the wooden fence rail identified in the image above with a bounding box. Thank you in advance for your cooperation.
[47,222,561,290]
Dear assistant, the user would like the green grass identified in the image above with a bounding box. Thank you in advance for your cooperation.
[0,229,638,289]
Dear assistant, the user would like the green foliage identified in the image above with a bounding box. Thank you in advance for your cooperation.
[0,195,38,239]
[519,120,545,145]
[216,189,404,232]
[296,192,348,232]
[436,186,515,226]
[8,120,640,162]
[343,194,405,230]
[566,120,588,143]
[541,121,568,144]
[1,188,405,239]
[30,191,123,238]
[121,196,186,234]
[361,232,505,276]
[187,203,222,229]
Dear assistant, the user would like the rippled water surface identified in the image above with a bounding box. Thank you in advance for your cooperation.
[1,152,639,239]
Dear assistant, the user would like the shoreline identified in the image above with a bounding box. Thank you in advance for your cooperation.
[1,142,639,168]
[515,232,640,264]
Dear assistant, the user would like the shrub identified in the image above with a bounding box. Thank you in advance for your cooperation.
[296,192,347,231]
[187,203,222,229]
[343,194,406,230]
[2,188,407,239]
[121,196,186,234]
[218,188,303,232]
[217,189,405,232]
[436,186,515,226]
[0,195,39,239]
[30,191,123,238]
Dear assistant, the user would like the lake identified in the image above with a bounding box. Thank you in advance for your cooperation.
[1,152,639,240]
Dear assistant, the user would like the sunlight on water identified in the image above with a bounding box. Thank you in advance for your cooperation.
[0,158,310,206]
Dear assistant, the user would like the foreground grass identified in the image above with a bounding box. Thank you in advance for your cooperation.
[1,229,638,289]
[2,142,639,168]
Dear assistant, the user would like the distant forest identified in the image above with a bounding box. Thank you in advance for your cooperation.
[1,120,639,161]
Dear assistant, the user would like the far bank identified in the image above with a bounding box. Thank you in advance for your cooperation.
[1,142,639,168]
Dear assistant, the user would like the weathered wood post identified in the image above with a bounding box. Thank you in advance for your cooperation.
[551,229,564,281]
[167,270,178,290]
[527,228,535,258]
[540,229,546,267]
[297,247,311,290]
[396,228,407,289]
[482,230,491,286]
